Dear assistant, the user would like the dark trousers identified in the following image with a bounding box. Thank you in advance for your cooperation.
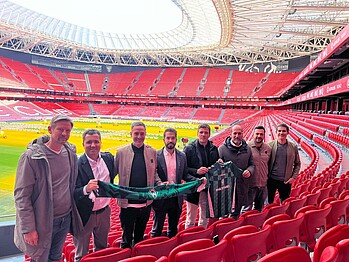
[242,186,268,212]
[267,177,291,204]
[151,197,181,238]
[231,194,243,218]
[252,186,268,211]
[119,206,151,249]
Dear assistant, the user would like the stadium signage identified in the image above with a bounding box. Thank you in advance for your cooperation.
[282,75,349,105]
[284,23,349,93]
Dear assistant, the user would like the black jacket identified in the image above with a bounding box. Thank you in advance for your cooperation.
[183,139,219,204]
[218,137,255,206]
[153,148,196,210]
[74,152,115,226]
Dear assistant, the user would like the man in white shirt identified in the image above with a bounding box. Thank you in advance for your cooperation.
[73,129,115,261]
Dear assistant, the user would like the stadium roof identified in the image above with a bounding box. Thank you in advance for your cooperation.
[0,0,349,67]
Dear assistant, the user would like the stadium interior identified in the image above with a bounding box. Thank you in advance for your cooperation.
[1,0,349,261]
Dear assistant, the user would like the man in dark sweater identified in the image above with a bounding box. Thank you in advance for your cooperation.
[115,121,162,248]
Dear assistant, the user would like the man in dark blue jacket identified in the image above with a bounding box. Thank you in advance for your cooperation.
[151,128,197,237]
[73,129,115,261]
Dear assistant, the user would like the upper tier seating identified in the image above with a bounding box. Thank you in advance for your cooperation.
[227,71,267,97]
[199,68,230,97]
[176,68,207,97]
[150,68,184,96]
[127,69,162,95]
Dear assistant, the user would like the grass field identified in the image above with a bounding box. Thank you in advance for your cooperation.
[0,118,227,222]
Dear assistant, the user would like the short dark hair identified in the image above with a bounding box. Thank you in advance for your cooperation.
[163,128,177,138]
[254,125,265,132]
[82,129,101,141]
[276,123,289,132]
[131,121,146,130]
[198,123,211,133]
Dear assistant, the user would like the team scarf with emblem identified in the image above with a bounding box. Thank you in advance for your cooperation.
[95,179,205,200]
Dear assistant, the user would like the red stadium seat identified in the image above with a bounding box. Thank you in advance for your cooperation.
[80,247,131,262]
[176,226,213,244]
[215,216,245,242]
[262,214,290,228]
[283,196,307,218]
[304,190,321,206]
[263,202,289,219]
[118,255,158,262]
[313,224,349,262]
[295,204,332,252]
[174,239,228,262]
[258,246,311,262]
[242,209,269,229]
[319,246,339,262]
[320,197,349,229]
[131,236,177,259]
[228,225,271,262]
[336,239,349,261]
[167,239,215,262]
[265,213,304,253]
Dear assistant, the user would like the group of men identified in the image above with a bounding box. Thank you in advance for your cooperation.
[14,115,300,262]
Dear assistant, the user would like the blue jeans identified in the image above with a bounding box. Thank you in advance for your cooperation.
[33,213,71,262]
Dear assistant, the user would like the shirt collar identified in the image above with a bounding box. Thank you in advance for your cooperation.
[231,139,242,147]
[164,148,176,157]
[85,153,101,164]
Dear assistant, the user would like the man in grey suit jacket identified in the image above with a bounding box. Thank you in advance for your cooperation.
[151,128,197,238]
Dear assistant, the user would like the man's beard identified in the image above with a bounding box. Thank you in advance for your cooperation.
[166,143,175,149]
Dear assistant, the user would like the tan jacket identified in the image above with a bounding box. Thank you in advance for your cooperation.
[268,140,301,181]
[114,144,161,208]
[247,141,271,187]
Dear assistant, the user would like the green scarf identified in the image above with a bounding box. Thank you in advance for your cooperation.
[96,179,204,200]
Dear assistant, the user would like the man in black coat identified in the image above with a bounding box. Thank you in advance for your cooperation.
[184,124,219,229]
[73,129,115,261]
[218,124,255,218]
[151,128,197,238]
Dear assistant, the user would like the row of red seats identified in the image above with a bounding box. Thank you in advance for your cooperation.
[327,131,349,148]
[313,136,342,181]
[289,123,314,139]
[312,115,349,128]
[297,121,327,136]
[305,118,340,132]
